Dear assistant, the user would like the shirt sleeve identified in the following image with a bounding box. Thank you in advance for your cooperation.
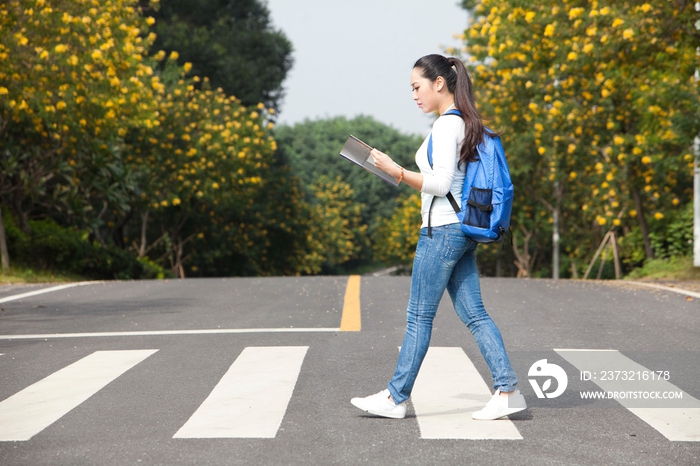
[421,116,461,196]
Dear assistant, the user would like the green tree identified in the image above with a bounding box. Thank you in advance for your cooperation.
[141,0,293,111]
[300,176,368,274]
[275,116,423,233]
[373,193,421,266]
[121,54,305,277]
[0,0,160,266]
[275,116,424,269]
[457,0,700,277]
[0,0,307,279]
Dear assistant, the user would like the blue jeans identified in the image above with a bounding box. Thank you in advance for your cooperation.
[387,224,518,404]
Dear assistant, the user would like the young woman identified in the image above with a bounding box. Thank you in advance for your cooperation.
[350,54,526,420]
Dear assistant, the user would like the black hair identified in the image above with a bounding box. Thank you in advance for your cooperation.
[413,54,496,165]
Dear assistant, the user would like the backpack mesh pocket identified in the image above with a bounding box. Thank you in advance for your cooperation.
[464,187,493,229]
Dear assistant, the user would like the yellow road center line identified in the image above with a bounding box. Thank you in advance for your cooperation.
[339,275,361,332]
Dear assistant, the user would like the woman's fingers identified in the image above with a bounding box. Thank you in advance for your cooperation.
[371,149,391,173]
[371,149,404,179]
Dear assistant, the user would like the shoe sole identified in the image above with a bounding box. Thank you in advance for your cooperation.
[472,405,526,420]
[351,400,406,419]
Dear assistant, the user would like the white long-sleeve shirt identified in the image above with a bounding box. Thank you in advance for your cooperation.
[416,113,466,228]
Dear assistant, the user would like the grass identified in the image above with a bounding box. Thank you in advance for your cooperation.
[0,265,84,285]
[624,255,700,281]
[2,256,699,283]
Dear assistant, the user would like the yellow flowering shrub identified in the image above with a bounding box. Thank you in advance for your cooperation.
[459,0,700,273]
[373,193,421,265]
[122,52,301,276]
[1,0,159,143]
[0,0,160,231]
[299,176,368,275]
[0,0,307,277]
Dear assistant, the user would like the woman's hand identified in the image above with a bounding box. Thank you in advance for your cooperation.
[370,148,423,190]
[370,149,401,178]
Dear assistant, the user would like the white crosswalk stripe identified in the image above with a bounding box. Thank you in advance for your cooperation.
[1,346,698,442]
[556,349,700,442]
[173,346,309,439]
[0,350,158,441]
[412,347,522,439]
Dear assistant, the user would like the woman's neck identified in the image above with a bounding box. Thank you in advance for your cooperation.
[440,102,456,115]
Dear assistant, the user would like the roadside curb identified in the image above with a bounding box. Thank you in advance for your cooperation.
[623,280,700,300]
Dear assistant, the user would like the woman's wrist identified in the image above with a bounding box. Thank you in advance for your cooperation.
[396,166,405,184]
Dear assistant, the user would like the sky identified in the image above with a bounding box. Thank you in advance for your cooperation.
[265,0,469,137]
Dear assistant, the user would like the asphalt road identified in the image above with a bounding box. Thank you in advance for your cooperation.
[0,277,698,465]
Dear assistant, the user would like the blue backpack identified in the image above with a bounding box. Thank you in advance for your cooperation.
[427,109,513,243]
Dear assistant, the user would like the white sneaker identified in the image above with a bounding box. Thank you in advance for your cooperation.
[472,389,527,420]
[351,389,407,419]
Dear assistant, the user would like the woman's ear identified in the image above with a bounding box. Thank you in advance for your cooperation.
[435,76,445,92]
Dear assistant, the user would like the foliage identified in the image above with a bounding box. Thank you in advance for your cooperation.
[0,265,85,284]
[620,202,694,269]
[274,116,424,270]
[649,202,694,260]
[373,193,421,265]
[6,0,698,280]
[0,0,160,235]
[1,0,308,278]
[183,150,310,277]
[301,176,368,274]
[617,227,646,270]
[275,116,423,234]
[141,0,293,111]
[120,54,302,276]
[456,0,700,277]
[3,213,166,279]
[625,255,700,281]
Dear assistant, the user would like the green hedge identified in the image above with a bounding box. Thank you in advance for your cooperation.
[4,214,167,280]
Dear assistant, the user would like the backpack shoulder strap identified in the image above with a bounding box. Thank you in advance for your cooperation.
[427,109,462,168]
[427,109,462,236]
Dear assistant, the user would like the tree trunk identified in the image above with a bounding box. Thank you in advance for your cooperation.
[93,200,108,247]
[552,207,560,279]
[631,186,654,259]
[139,210,149,258]
[112,209,133,248]
[173,236,185,278]
[12,198,31,234]
[0,204,10,272]
[570,260,579,279]
[552,181,561,280]
[512,226,533,278]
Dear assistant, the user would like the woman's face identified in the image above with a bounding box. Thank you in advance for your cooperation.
[410,67,440,114]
